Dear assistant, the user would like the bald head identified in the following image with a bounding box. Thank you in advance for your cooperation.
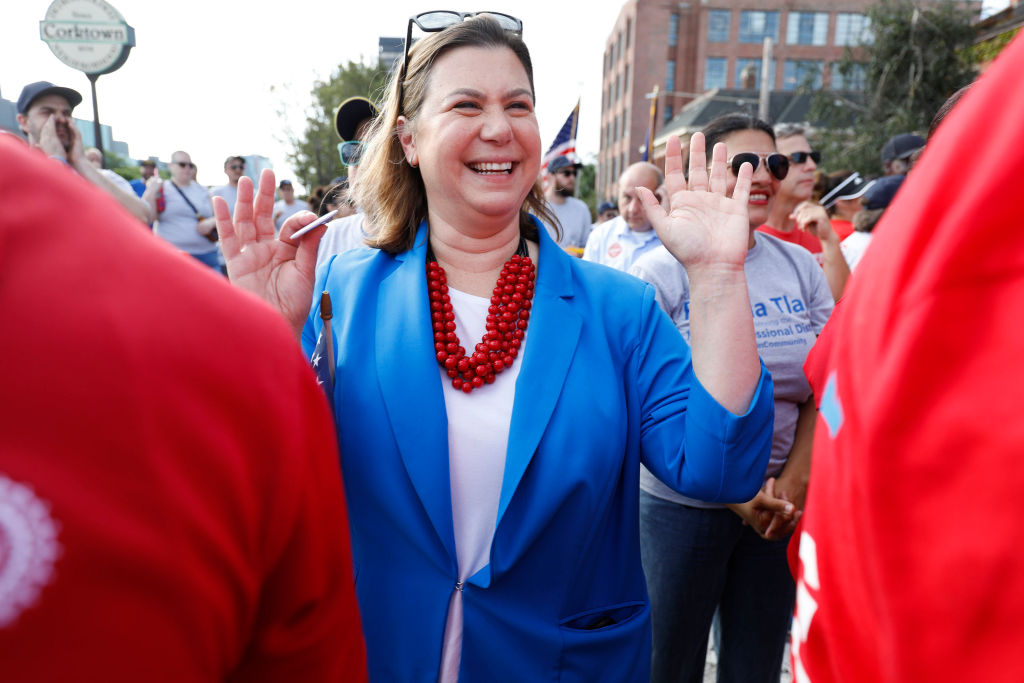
[617,162,663,232]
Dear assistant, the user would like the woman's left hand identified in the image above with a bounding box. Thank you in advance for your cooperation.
[639,133,753,275]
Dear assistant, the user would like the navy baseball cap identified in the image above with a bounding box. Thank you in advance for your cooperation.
[863,174,905,210]
[548,156,581,173]
[17,81,83,115]
[598,201,617,213]
[881,133,925,164]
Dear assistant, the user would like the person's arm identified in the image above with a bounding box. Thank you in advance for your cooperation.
[639,133,760,414]
[66,125,152,224]
[213,169,328,337]
[793,201,850,301]
[141,176,163,220]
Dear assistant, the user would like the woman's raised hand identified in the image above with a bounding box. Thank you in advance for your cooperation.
[213,168,329,336]
[639,133,752,274]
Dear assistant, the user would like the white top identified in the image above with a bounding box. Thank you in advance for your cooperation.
[153,180,216,255]
[209,184,239,218]
[315,211,371,270]
[841,230,873,271]
[582,215,662,273]
[437,286,523,682]
[273,198,307,233]
[541,196,593,248]
[99,168,135,196]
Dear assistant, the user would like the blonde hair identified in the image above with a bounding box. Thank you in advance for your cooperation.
[354,14,556,254]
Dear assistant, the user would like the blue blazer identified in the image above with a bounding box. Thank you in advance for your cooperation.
[304,221,773,682]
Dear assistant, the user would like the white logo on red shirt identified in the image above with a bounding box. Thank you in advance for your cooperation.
[0,474,61,627]
[607,242,622,259]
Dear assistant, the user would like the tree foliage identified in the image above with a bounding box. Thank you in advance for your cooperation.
[577,161,597,219]
[284,60,391,191]
[810,0,978,176]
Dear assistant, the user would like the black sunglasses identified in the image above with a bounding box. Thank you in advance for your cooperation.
[726,153,789,181]
[788,150,821,165]
[173,161,196,169]
[398,11,523,113]
[228,164,245,170]
[557,169,577,177]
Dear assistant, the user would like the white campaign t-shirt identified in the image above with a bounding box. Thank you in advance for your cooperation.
[437,286,524,682]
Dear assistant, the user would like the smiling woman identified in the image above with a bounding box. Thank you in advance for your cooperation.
[215,14,776,683]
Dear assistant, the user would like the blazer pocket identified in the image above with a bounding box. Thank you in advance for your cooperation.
[558,601,649,683]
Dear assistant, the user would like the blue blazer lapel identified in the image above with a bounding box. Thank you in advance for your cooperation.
[498,225,582,528]
[376,222,456,563]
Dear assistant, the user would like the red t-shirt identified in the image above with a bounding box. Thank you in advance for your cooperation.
[792,34,1024,682]
[830,218,855,241]
[757,223,823,255]
[0,137,367,681]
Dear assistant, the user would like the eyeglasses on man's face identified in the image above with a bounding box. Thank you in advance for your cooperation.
[228,164,245,171]
[338,141,364,167]
[397,11,523,113]
[173,161,196,169]
[723,153,790,181]
[788,150,821,165]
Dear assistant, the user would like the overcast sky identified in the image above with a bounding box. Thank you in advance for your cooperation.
[3,0,632,189]
[4,0,1011,189]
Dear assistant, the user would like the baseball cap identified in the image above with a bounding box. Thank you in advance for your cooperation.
[820,172,874,209]
[597,201,617,213]
[279,179,293,188]
[548,156,581,173]
[17,81,83,115]
[863,174,905,210]
[334,97,379,142]
[881,133,925,164]
[139,159,156,168]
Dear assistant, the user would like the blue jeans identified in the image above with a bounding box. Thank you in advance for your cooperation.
[639,490,794,683]
[190,249,223,273]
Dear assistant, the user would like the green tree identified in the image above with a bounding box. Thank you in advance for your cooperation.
[810,0,978,176]
[577,161,597,220]
[283,60,390,191]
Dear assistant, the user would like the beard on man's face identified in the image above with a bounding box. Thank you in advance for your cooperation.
[554,183,574,198]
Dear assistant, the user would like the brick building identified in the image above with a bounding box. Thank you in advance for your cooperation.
[597,0,971,201]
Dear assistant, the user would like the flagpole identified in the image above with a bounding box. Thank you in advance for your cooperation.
[647,85,659,162]
[320,292,335,385]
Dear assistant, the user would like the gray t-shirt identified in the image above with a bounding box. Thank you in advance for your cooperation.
[629,232,833,508]
[541,196,593,248]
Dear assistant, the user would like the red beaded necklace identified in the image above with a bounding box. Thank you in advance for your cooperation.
[427,240,536,394]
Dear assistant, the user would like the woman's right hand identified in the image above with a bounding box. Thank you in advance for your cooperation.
[214,168,329,337]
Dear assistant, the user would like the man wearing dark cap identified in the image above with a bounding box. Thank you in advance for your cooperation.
[881,133,925,176]
[316,96,380,269]
[273,179,306,234]
[595,201,618,225]
[130,159,157,198]
[540,155,593,254]
[16,81,152,225]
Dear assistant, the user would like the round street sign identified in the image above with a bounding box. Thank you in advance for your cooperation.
[40,0,135,76]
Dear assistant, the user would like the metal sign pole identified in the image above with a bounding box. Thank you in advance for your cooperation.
[88,73,103,166]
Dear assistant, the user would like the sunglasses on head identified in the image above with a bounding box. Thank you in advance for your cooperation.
[788,150,821,165]
[398,11,523,113]
[725,153,789,181]
[338,140,364,167]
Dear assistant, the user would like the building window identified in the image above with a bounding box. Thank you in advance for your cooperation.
[617,31,624,61]
[739,11,778,43]
[615,74,621,101]
[666,59,676,93]
[624,64,630,96]
[835,13,873,46]
[832,63,866,90]
[624,106,629,137]
[708,10,730,42]
[734,59,776,90]
[783,60,823,90]
[787,11,828,46]
[704,57,727,89]
[669,13,679,47]
[626,17,632,48]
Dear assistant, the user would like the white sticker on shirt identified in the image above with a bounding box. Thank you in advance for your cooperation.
[0,474,61,627]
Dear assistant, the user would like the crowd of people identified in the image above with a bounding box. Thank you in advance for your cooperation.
[3,11,1024,683]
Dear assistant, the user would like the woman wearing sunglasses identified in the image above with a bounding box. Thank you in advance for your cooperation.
[215,15,773,682]
[630,113,834,682]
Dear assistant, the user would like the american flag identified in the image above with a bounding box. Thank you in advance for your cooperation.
[310,291,335,410]
[541,99,580,171]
